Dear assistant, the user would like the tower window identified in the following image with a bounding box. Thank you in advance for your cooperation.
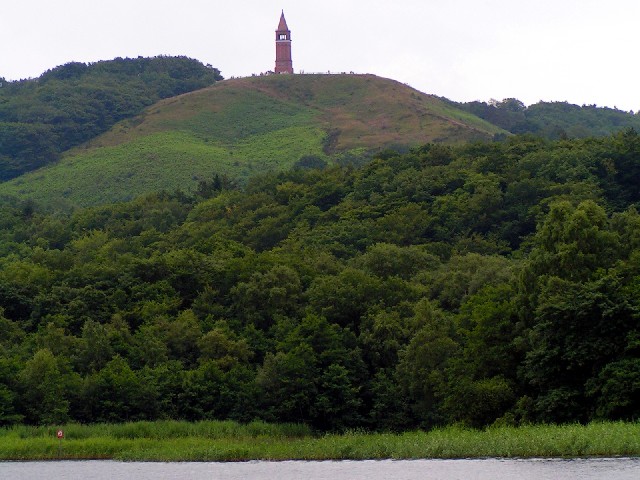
[279,34,288,40]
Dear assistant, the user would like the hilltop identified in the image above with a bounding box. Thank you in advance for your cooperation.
[0,74,503,208]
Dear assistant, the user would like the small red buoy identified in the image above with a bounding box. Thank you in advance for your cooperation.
[57,430,64,439]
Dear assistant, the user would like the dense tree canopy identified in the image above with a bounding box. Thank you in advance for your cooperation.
[453,98,640,140]
[0,131,639,430]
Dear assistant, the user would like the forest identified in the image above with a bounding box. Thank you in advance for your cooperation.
[0,56,222,181]
[452,97,640,140]
[0,130,639,431]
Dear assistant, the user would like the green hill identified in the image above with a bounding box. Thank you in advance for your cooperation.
[0,74,504,208]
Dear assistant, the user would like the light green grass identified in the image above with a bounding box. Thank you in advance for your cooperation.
[0,126,328,208]
[1,420,638,461]
[146,86,320,143]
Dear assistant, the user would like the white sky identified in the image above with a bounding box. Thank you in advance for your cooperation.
[1,0,638,111]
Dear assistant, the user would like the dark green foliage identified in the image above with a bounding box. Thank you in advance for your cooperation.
[80,356,156,422]
[452,97,640,139]
[0,56,222,180]
[17,349,74,425]
[0,123,59,178]
[294,155,328,170]
[257,314,365,430]
[0,133,639,429]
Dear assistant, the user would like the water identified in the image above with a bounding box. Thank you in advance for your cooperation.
[1,458,639,480]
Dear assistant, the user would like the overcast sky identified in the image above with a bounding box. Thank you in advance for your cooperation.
[1,0,638,111]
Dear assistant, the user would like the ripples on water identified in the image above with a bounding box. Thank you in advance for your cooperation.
[1,458,639,480]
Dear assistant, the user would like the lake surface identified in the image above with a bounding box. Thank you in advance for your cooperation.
[1,458,639,479]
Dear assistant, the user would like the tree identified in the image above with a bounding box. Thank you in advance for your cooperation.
[396,300,459,427]
[0,56,222,180]
[164,310,201,366]
[443,376,515,428]
[586,358,640,419]
[0,122,59,180]
[524,273,636,421]
[81,356,156,422]
[198,324,252,370]
[0,358,22,425]
[520,200,619,315]
[457,283,521,380]
[517,200,640,422]
[231,265,302,329]
[257,314,365,429]
[306,268,383,328]
[77,319,115,373]
[18,349,72,424]
[294,155,328,170]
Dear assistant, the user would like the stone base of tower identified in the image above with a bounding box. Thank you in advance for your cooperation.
[275,64,294,74]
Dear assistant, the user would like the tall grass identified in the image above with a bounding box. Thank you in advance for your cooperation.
[2,420,311,441]
[1,420,638,461]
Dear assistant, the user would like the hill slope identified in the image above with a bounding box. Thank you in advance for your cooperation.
[0,74,504,208]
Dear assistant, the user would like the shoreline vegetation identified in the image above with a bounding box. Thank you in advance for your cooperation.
[0,420,638,462]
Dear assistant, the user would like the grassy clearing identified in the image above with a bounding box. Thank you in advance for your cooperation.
[1,420,638,461]
[0,126,328,208]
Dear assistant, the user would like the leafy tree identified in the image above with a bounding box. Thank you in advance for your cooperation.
[523,273,637,422]
[586,358,640,419]
[453,98,640,139]
[18,349,74,424]
[81,356,156,422]
[0,122,59,180]
[294,155,328,170]
[0,358,22,425]
[306,268,383,328]
[198,323,252,370]
[180,360,256,421]
[257,314,365,430]
[77,320,115,374]
[519,201,639,422]
[443,376,515,428]
[396,300,459,427]
[425,253,513,310]
[164,310,201,366]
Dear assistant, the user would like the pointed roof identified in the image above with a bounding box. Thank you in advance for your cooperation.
[277,11,289,32]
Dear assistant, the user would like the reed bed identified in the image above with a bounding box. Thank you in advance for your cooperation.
[1,420,638,461]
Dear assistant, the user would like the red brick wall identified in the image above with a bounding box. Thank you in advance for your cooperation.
[275,40,293,74]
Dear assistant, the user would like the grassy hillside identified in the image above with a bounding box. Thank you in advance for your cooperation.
[0,74,505,208]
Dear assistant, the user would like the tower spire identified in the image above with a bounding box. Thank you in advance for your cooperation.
[278,10,288,31]
[275,11,293,74]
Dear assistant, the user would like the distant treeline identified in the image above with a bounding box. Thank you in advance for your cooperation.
[0,131,638,430]
[0,56,222,181]
[450,97,640,140]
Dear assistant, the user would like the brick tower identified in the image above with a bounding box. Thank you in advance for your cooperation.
[275,11,293,74]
